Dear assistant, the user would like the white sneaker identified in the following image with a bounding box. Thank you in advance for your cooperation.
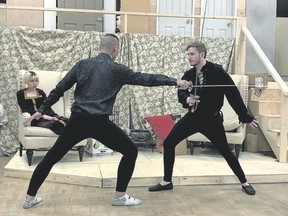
[112,194,142,206]
[23,197,42,209]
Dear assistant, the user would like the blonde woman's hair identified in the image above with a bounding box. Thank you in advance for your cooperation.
[23,71,39,88]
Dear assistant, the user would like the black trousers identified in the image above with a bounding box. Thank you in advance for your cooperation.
[163,112,247,183]
[27,112,138,196]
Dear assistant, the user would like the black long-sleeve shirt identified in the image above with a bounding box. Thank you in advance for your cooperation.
[178,61,253,123]
[16,88,57,116]
[16,88,59,126]
[38,53,177,116]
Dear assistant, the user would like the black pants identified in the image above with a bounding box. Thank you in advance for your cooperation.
[163,112,247,183]
[27,112,138,196]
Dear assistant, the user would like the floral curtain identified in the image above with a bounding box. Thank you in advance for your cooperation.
[0,27,234,155]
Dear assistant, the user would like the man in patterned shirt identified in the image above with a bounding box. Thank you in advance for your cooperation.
[22,34,189,209]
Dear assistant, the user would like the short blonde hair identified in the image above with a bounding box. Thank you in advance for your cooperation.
[23,71,39,88]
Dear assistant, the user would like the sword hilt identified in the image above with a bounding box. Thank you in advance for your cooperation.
[188,81,193,92]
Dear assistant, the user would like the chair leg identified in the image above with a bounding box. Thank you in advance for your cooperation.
[149,139,156,152]
[26,149,33,166]
[19,143,23,157]
[151,143,156,152]
[77,146,84,162]
[235,144,241,159]
[188,141,195,155]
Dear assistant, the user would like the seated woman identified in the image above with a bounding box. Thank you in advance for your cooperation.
[16,71,68,135]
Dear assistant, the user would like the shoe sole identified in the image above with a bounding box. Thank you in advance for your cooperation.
[112,203,142,206]
[112,201,142,206]
[149,188,173,192]
[23,201,42,209]
[148,185,173,192]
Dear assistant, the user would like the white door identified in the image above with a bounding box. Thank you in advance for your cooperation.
[57,0,103,31]
[157,0,194,36]
[201,0,235,38]
[44,0,112,32]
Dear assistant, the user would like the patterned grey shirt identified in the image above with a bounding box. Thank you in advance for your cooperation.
[38,53,177,116]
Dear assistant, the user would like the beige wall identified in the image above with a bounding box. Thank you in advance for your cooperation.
[120,0,150,34]
[7,0,43,28]
[0,4,6,27]
[275,18,288,75]
[148,0,157,34]
[194,0,201,37]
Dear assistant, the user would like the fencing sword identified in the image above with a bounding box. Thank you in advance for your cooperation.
[186,81,266,98]
[200,0,208,43]
[187,82,267,89]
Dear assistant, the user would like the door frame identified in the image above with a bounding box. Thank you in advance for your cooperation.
[44,0,56,29]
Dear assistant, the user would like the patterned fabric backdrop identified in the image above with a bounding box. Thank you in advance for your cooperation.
[0,27,234,155]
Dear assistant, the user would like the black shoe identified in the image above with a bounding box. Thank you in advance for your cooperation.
[242,184,256,195]
[148,182,173,192]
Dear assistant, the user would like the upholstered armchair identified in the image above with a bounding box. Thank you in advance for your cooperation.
[187,75,249,158]
[18,70,87,165]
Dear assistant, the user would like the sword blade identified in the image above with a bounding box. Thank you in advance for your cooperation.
[189,84,266,88]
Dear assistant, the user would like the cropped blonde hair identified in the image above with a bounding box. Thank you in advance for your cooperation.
[23,71,39,88]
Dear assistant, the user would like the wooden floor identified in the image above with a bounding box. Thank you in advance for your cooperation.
[1,147,288,216]
[4,146,288,188]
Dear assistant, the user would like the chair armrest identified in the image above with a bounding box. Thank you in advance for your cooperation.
[21,112,31,127]
[236,123,246,133]
[18,112,31,144]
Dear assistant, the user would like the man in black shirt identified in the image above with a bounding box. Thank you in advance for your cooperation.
[22,34,189,209]
[148,41,259,196]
